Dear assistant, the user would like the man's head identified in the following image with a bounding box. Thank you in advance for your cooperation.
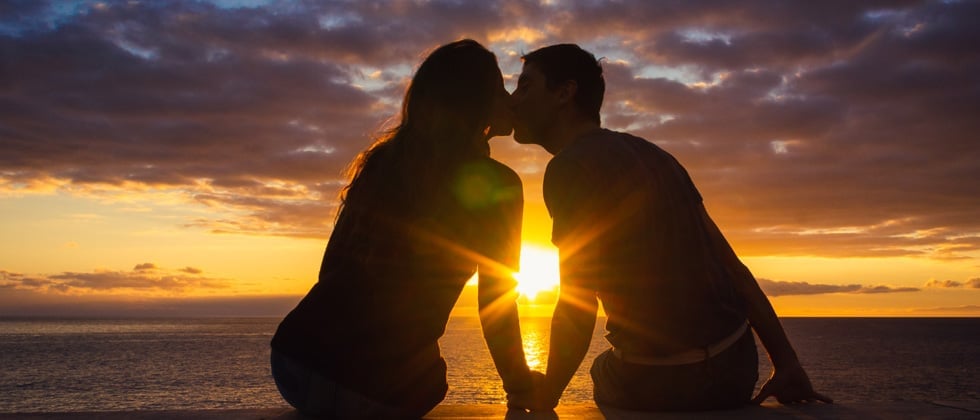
[511,44,604,148]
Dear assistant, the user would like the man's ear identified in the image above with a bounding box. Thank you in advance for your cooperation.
[556,80,578,105]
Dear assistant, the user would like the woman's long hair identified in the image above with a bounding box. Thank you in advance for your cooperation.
[339,40,502,220]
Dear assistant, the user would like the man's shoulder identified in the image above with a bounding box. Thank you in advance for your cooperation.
[550,129,660,170]
[542,130,622,191]
[548,129,610,167]
[565,128,657,154]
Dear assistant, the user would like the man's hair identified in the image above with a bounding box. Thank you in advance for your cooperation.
[522,44,604,124]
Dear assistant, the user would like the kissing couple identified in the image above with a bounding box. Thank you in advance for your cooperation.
[270,39,830,418]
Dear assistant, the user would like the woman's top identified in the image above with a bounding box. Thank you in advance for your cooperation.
[271,154,523,410]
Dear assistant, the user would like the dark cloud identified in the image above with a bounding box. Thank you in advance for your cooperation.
[926,279,963,288]
[1,265,299,317]
[0,294,303,318]
[133,263,157,271]
[853,285,920,294]
[0,1,385,237]
[1,265,230,293]
[0,270,52,290]
[0,0,978,261]
[589,1,980,259]
[757,278,919,297]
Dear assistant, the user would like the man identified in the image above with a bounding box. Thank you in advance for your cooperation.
[509,44,831,412]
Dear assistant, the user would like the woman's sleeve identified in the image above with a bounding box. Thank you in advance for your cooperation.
[463,161,532,394]
[453,160,524,275]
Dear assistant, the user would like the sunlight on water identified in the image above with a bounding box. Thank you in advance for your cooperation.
[441,316,606,404]
[521,322,547,371]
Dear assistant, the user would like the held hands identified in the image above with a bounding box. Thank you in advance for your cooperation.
[506,371,559,412]
[752,363,833,405]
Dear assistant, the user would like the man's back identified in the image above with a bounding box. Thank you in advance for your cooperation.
[543,129,746,355]
[512,43,829,412]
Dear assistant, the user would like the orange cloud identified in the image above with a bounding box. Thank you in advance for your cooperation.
[926,278,980,289]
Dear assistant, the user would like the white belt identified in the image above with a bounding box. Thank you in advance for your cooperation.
[611,322,749,366]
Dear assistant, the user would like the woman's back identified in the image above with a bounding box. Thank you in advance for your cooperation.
[269,39,529,418]
[271,152,522,409]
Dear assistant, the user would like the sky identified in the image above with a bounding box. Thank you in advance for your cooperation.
[1,0,978,317]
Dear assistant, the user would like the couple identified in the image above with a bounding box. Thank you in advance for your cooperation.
[270,39,831,418]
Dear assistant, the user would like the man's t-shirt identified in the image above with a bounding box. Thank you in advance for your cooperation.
[544,129,746,356]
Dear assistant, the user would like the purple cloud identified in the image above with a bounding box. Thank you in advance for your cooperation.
[758,278,919,297]
[0,0,977,260]
[2,265,230,293]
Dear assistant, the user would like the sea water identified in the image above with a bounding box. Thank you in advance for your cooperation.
[0,317,976,413]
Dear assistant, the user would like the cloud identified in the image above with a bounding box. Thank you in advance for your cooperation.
[911,305,980,315]
[0,294,303,318]
[757,278,919,297]
[595,2,980,260]
[0,0,977,260]
[1,264,230,294]
[1,265,297,317]
[926,278,980,288]
[852,285,920,294]
[133,263,157,271]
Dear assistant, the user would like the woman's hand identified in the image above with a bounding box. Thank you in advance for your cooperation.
[507,370,553,410]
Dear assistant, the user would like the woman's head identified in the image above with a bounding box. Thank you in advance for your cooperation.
[401,39,511,151]
[341,40,510,212]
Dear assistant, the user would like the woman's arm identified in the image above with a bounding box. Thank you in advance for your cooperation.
[478,268,532,395]
[473,163,533,396]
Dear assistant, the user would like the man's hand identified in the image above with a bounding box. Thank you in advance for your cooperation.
[507,371,556,411]
[506,370,542,409]
[751,363,833,405]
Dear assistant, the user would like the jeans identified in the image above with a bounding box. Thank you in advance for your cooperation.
[591,328,759,412]
[271,349,432,418]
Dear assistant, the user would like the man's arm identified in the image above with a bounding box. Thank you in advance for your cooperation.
[703,210,832,404]
[541,280,598,409]
[532,152,603,409]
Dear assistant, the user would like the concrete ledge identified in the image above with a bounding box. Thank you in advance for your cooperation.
[1,401,977,419]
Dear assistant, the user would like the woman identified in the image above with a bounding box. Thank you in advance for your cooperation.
[270,40,533,418]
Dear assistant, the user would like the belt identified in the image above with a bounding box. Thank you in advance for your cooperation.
[611,322,749,366]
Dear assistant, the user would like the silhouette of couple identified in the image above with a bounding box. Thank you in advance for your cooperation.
[271,40,831,418]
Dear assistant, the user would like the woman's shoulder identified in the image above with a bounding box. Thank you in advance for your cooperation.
[465,156,523,187]
[448,156,523,212]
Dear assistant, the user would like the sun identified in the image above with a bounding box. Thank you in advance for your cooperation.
[513,244,560,301]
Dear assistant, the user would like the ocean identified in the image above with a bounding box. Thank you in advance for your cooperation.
[0,317,977,413]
